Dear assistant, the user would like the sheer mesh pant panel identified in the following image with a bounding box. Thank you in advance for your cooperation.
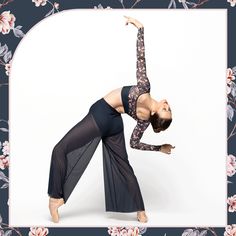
[102,131,145,212]
[47,112,101,203]
[47,108,145,211]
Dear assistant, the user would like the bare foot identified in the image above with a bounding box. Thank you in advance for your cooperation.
[137,211,148,223]
[49,197,64,223]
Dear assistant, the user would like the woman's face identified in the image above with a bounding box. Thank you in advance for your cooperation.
[156,99,172,120]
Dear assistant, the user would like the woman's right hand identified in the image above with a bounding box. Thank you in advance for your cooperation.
[124,16,143,29]
[160,144,175,155]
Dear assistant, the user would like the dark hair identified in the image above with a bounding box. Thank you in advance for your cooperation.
[149,112,172,132]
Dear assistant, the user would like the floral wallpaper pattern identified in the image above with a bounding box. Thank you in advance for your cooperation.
[0,0,235,235]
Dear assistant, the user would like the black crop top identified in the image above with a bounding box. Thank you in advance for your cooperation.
[121,85,132,113]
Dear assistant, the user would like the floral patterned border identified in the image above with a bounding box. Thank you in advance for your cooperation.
[0,0,235,235]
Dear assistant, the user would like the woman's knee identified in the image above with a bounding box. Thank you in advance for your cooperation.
[52,141,66,160]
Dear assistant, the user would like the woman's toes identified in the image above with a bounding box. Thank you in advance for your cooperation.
[137,211,148,223]
[49,207,59,223]
[49,198,64,223]
[49,203,59,223]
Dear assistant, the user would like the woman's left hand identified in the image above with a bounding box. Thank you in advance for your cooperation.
[160,144,175,154]
[123,16,143,29]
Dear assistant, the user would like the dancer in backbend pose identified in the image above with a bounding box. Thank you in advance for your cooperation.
[48,16,174,223]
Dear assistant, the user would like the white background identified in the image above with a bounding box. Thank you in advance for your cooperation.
[9,9,227,227]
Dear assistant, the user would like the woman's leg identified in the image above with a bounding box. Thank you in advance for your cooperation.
[102,131,148,222]
[102,130,145,213]
[47,112,101,222]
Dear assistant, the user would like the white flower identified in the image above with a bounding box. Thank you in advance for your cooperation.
[5,59,12,76]
[227,0,236,7]
[2,141,9,156]
[32,0,47,7]
[54,2,59,10]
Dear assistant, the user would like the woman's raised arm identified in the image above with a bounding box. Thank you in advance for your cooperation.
[124,16,150,92]
[136,27,150,92]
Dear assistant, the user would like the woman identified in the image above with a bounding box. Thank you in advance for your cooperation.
[48,16,175,224]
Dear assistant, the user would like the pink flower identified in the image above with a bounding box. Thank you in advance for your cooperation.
[227,68,235,94]
[127,227,140,236]
[227,0,236,7]
[227,68,235,85]
[2,141,9,156]
[0,11,16,35]
[108,227,123,236]
[120,229,129,236]
[5,59,12,76]
[227,154,236,177]
[0,155,9,169]
[108,227,140,236]
[227,195,236,212]
[28,227,49,236]
[32,0,47,7]
[54,2,59,9]
[224,224,236,236]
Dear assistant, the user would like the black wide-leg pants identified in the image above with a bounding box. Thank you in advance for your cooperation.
[47,98,145,212]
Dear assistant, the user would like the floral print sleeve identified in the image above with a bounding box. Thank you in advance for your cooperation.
[136,27,150,92]
[124,27,159,151]
[130,120,161,151]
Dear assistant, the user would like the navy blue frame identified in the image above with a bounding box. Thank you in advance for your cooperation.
[0,0,235,235]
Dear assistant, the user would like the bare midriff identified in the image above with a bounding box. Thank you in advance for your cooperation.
[103,87,125,114]
[103,87,151,120]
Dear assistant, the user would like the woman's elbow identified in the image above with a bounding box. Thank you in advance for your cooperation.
[130,141,138,149]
